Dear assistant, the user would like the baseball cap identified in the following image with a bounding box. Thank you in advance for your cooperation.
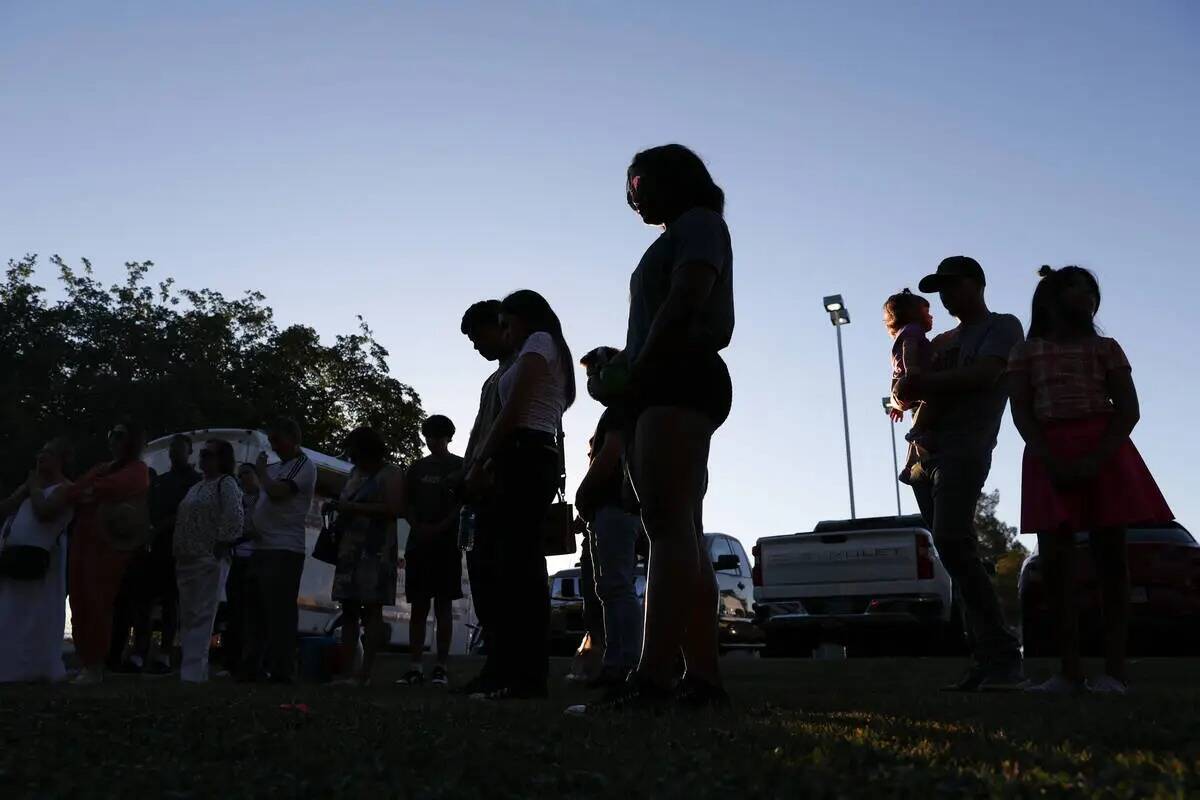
[918,256,986,293]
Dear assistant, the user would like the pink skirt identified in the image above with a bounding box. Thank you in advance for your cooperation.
[1021,415,1173,534]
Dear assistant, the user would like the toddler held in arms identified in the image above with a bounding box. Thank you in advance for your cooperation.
[883,289,937,483]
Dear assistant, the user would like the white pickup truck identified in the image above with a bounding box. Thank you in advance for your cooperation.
[752,515,966,656]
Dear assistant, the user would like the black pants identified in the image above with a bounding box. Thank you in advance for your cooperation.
[240,550,305,682]
[911,454,1021,665]
[222,555,252,671]
[466,524,500,665]
[482,430,559,694]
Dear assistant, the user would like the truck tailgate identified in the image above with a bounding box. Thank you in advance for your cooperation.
[761,529,917,586]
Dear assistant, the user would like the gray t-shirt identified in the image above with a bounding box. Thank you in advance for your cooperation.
[253,454,318,553]
[625,207,734,363]
[927,312,1025,459]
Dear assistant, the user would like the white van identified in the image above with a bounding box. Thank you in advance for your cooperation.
[143,429,476,654]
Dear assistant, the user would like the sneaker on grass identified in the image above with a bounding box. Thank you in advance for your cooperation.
[396,669,424,687]
[430,665,449,686]
[1086,675,1129,695]
[1025,674,1085,694]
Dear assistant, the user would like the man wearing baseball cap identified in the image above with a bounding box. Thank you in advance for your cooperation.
[897,255,1026,691]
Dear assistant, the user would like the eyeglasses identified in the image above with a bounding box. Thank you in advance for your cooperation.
[626,173,642,210]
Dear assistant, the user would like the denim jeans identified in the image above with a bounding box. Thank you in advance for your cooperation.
[910,453,1021,666]
[590,505,643,670]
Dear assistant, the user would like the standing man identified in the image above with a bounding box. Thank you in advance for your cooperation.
[576,346,644,688]
[116,435,198,675]
[454,299,515,694]
[239,418,316,684]
[397,415,464,687]
[898,255,1026,691]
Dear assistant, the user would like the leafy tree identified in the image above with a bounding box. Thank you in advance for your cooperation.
[0,255,424,487]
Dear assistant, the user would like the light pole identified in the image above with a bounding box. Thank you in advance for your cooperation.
[823,295,855,519]
[883,396,902,516]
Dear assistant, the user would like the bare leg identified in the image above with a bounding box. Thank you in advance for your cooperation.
[339,603,361,678]
[358,604,384,683]
[631,407,718,689]
[409,598,431,667]
[434,597,453,665]
[1091,528,1129,683]
[1039,533,1082,682]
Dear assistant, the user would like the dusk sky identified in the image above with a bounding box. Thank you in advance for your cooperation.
[4,1,1198,565]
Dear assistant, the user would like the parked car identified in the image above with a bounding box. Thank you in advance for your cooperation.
[753,514,966,657]
[547,532,763,655]
[1018,522,1200,656]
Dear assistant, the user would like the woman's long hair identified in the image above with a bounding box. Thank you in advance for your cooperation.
[628,144,724,218]
[501,290,576,409]
[1028,265,1101,340]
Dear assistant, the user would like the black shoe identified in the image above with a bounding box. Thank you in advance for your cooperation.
[674,675,732,711]
[452,673,499,696]
[585,665,631,691]
[977,661,1028,692]
[430,666,450,687]
[942,663,988,692]
[565,676,674,715]
[396,669,425,687]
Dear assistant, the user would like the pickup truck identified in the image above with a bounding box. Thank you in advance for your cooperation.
[753,514,966,656]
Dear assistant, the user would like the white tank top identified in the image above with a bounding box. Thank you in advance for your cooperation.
[2,484,73,551]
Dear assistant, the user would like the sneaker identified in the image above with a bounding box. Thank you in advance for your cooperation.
[1086,675,1129,695]
[70,668,104,686]
[396,669,425,687]
[977,662,1029,692]
[430,666,449,687]
[1025,674,1085,694]
[565,676,674,716]
[143,660,174,678]
[213,670,231,679]
[674,675,732,711]
[941,663,989,692]
[585,665,630,691]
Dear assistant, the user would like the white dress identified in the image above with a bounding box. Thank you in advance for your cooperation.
[0,484,74,683]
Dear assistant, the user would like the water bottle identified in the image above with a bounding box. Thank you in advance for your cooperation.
[458,506,476,552]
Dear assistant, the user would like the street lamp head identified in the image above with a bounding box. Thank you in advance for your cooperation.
[833,307,850,326]
[881,396,891,411]
[823,294,844,313]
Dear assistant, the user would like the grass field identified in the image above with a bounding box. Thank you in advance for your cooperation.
[1,656,1197,799]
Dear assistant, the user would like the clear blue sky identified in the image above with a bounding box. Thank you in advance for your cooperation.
[4,1,1198,566]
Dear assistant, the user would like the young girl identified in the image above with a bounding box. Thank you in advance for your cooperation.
[1009,265,1172,695]
[883,289,936,483]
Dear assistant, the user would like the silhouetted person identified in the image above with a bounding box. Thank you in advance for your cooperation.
[896,256,1025,692]
[0,439,75,683]
[66,419,152,685]
[883,289,939,484]
[1010,266,1172,695]
[455,299,514,695]
[397,416,463,687]
[465,290,575,700]
[584,144,734,713]
[576,346,642,687]
[329,426,404,687]
[239,417,316,684]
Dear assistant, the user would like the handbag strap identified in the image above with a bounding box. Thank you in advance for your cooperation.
[555,422,567,502]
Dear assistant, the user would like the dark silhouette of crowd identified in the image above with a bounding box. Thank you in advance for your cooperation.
[0,143,1174,706]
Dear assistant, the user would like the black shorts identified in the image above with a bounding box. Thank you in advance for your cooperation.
[403,543,463,604]
[626,351,732,429]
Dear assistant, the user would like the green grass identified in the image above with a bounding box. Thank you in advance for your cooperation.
[1,657,1197,799]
